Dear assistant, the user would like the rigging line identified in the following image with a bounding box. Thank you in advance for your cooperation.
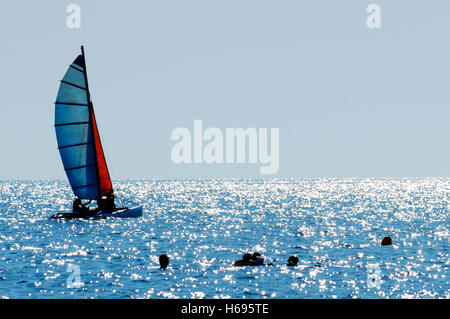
[81,46,101,200]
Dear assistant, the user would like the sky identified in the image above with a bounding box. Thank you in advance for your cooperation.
[1,0,450,179]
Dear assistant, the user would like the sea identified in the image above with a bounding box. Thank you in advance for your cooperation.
[0,178,448,299]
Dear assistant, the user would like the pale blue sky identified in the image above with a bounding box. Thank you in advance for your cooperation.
[1,1,450,179]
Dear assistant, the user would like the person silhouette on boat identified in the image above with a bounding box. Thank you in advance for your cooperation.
[104,191,116,211]
[96,197,103,211]
[72,197,89,212]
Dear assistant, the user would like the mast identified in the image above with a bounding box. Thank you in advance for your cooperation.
[81,45,102,200]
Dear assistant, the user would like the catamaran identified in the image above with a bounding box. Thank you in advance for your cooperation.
[49,46,142,219]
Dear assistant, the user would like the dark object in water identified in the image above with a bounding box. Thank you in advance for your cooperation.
[234,253,258,266]
[159,254,169,269]
[286,255,299,266]
[251,252,261,260]
[381,236,392,246]
[251,252,264,265]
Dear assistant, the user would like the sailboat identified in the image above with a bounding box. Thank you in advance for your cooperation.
[50,46,142,219]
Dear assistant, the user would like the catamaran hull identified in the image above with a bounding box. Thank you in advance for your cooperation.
[49,206,143,219]
[97,207,143,218]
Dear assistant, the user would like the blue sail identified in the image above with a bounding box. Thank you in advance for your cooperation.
[54,55,99,199]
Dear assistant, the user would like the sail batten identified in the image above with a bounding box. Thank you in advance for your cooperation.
[58,142,91,150]
[60,80,87,90]
[72,183,98,189]
[55,102,89,106]
[69,65,84,73]
[55,49,113,200]
[55,121,90,127]
[64,163,96,171]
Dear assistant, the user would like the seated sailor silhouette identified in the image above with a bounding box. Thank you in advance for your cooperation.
[72,197,90,212]
[104,191,116,211]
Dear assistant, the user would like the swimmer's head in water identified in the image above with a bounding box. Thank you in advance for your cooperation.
[287,255,299,266]
[159,254,169,269]
[242,253,252,261]
[381,236,392,246]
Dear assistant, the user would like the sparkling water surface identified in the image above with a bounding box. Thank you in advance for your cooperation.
[0,179,448,299]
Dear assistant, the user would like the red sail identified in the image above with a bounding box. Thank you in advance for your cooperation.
[90,107,113,196]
